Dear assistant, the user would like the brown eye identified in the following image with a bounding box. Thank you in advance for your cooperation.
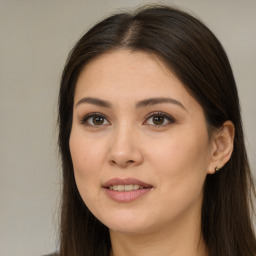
[92,116,105,125]
[81,113,110,126]
[144,112,175,127]
[152,115,165,125]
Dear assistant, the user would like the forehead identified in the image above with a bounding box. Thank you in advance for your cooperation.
[77,49,172,85]
[74,49,195,109]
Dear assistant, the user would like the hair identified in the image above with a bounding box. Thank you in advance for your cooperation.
[58,4,256,256]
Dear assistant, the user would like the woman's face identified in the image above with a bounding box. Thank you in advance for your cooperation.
[70,49,214,234]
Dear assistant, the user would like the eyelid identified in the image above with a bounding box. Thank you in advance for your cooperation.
[79,111,175,127]
[79,112,110,125]
[143,111,176,126]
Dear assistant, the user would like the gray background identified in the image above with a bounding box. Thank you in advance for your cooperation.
[0,0,255,255]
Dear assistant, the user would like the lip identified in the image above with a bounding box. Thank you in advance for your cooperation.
[103,177,153,188]
[102,177,153,203]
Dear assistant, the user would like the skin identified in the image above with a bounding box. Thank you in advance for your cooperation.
[69,49,234,256]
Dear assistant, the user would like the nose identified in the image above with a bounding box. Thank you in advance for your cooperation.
[107,125,143,168]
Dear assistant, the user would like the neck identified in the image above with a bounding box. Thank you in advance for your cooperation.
[109,207,207,256]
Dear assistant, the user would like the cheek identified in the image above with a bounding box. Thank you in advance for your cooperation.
[147,127,210,201]
[69,126,107,170]
[159,123,209,168]
[150,135,209,173]
[69,133,106,222]
[69,129,104,194]
[69,129,112,222]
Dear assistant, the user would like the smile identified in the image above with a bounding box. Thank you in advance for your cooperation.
[103,177,153,202]
[109,184,144,191]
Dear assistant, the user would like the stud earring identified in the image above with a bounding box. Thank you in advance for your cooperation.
[215,166,220,172]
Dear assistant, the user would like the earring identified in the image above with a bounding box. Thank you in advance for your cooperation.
[215,166,220,172]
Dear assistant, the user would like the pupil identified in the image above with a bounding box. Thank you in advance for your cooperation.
[93,116,104,125]
[153,116,164,125]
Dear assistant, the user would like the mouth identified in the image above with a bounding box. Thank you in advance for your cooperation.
[108,184,145,191]
[103,177,153,190]
[102,177,153,202]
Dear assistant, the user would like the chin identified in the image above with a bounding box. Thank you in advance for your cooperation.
[98,211,155,235]
[108,223,152,235]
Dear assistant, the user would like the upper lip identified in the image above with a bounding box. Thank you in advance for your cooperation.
[103,177,153,188]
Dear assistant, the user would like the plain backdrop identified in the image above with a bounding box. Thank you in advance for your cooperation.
[0,0,255,255]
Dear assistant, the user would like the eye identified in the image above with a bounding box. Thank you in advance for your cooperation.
[144,112,175,127]
[80,113,110,126]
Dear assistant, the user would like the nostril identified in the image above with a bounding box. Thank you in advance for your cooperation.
[110,160,116,165]
[110,159,135,167]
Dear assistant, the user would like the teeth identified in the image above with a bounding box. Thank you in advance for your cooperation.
[132,184,140,190]
[109,184,143,191]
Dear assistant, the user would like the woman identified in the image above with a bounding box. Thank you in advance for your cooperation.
[57,5,256,256]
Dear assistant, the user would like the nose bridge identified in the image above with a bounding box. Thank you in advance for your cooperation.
[108,120,142,167]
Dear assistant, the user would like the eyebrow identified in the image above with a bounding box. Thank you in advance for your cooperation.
[136,97,187,111]
[75,97,186,111]
[75,97,112,108]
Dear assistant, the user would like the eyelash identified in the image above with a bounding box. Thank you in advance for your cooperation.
[144,111,176,127]
[80,112,109,126]
[80,111,176,127]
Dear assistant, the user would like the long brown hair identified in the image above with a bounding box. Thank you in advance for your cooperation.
[58,5,256,256]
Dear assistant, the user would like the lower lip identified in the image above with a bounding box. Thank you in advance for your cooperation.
[104,187,152,202]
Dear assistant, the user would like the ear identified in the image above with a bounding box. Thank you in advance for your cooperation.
[207,121,235,174]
